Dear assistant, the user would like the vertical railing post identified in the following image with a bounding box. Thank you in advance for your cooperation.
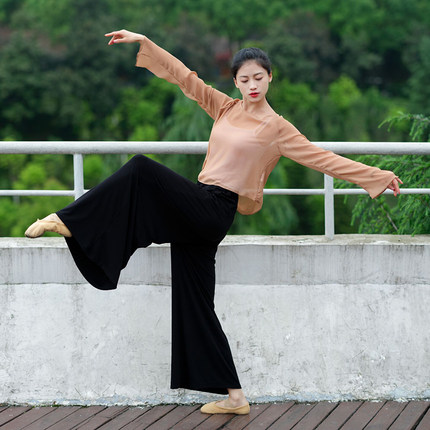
[73,153,84,200]
[324,174,334,240]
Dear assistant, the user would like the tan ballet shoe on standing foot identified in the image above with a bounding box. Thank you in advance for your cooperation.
[200,400,250,415]
[25,214,72,238]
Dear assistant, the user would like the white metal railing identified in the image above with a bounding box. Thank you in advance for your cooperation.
[1,141,430,239]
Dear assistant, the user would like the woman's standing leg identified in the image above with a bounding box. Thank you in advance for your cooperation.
[170,242,248,409]
[170,242,240,394]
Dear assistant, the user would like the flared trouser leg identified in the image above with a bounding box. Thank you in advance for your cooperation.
[170,242,241,394]
[57,154,241,394]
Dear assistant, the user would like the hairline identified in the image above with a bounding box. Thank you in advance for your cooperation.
[231,48,272,78]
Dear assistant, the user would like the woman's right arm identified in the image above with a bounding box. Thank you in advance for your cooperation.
[105,29,232,120]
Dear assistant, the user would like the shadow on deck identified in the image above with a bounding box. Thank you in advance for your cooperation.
[1,400,430,429]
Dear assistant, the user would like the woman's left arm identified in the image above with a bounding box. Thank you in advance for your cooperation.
[276,118,403,198]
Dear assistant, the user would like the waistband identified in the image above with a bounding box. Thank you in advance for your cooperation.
[197,181,238,201]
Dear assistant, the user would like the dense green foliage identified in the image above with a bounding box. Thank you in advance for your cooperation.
[339,113,430,234]
[1,0,429,236]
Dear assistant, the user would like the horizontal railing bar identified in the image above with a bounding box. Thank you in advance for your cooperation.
[1,141,430,155]
[332,188,430,195]
[264,189,325,195]
[2,188,428,197]
[0,141,207,154]
[0,190,76,196]
[264,188,430,195]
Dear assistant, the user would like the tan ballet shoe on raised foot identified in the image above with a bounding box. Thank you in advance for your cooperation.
[200,400,250,415]
[25,214,72,238]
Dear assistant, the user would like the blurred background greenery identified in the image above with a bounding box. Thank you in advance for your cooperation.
[0,0,429,236]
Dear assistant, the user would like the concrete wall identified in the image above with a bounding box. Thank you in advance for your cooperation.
[1,235,430,406]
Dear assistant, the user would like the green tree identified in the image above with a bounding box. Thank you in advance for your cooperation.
[262,11,338,88]
[158,88,213,181]
[340,113,430,234]
[0,154,73,237]
[269,77,320,138]
[405,34,430,115]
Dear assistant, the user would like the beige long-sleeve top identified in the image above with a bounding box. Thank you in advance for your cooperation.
[136,37,396,215]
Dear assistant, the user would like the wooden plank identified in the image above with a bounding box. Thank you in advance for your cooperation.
[230,402,293,429]
[24,406,81,430]
[341,401,385,430]
[266,403,316,430]
[290,401,338,429]
[170,407,210,429]
[121,405,177,430]
[75,406,129,430]
[224,402,277,429]
[96,407,151,430]
[389,401,430,430]
[0,406,32,426]
[47,406,106,430]
[193,412,237,429]
[1,402,426,430]
[315,401,363,429]
[415,407,430,430]
[1,407,55,430]
[145,405,200,429]
[363,401,407,429]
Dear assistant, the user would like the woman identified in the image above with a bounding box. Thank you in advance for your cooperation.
[25,29,402,415]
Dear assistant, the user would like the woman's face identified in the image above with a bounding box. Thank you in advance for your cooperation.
[234,60,272,103]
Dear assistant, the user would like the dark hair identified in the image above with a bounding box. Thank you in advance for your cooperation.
[231,47,271,78]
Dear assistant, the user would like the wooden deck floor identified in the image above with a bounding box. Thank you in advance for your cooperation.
[1,400,430,430]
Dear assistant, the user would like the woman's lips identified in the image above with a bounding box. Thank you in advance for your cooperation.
[250,92,259,98]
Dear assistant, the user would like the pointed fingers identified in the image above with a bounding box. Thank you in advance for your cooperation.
[392,179,401,197]
[105,31,124,44]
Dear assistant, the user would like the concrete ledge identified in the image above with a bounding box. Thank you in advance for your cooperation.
[1,235,430,405]
[2,235,430,285]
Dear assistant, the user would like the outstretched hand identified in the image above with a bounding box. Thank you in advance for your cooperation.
[386,177,403,197]
[105,29,145,45]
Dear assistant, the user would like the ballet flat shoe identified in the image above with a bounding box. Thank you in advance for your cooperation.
[25,219,72,238]
[200,400,250,415]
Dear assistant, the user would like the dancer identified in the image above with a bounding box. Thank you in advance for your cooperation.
[25,29,402,415]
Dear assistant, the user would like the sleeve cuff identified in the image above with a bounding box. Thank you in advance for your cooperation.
[367,171,396,198]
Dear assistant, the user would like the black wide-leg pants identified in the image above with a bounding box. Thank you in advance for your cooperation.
[57,154,241,394]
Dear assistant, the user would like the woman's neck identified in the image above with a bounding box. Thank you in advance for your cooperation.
[241,98,274,118]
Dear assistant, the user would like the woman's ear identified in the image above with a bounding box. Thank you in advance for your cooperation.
[233,77,238,88]
[269,72,273,83]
